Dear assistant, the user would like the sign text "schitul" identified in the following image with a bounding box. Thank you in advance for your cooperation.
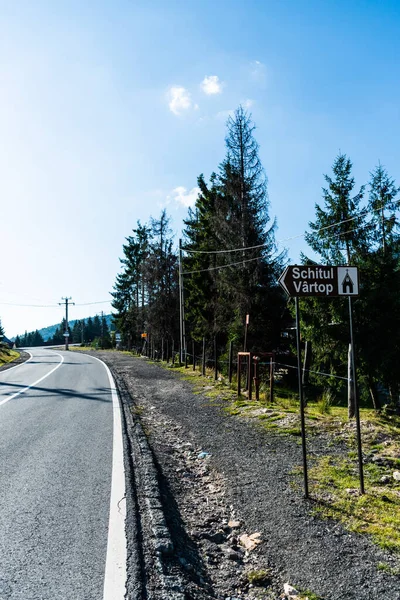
[279,265,359,297]
[292,266,335,295]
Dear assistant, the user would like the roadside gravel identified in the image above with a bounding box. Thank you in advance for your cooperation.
[92,351,400,600]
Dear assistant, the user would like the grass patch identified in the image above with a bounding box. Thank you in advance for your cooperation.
[245,569,272,587]
[298,592,325,600]
[0,348,20,366]
[377,562,400,576]
[310,454,400,553]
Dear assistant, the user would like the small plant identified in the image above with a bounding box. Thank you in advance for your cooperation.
[299,591,325,600]
[377,562,400,576]
[246,569,272,586]
[317,389,335,415]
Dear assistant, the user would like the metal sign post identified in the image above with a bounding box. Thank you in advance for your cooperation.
[348,296,365,494]
[243,314,249,352]
[295,297,309,499]
[279,265,364,496]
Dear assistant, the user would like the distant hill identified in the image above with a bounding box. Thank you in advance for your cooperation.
[12,314,115,342]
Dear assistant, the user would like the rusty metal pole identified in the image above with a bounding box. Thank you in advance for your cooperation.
[228,340,233,384]
[270,356,274,403]
[248,353,253,400]
[254,357,260,401]
[214,336,218,381]
[237,354,241,396]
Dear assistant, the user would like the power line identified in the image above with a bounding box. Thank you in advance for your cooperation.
[182,198,400,256]
[182,255,262,275]
[0,299,112,308]
[182,225,362,276]
[74,300,112,306]
[0,302,59,307]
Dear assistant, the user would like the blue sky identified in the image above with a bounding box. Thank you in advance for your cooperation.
[1,0,400,336]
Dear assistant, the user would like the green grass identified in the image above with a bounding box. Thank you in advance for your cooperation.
[377,562,400,576]
[310,454,400,553]
[0,348,20,366]
[245,569,272,586]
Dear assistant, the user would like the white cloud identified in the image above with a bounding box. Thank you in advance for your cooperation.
[169,186,200,208]
[243,99,254,109]
[168,86,192,115]
[215,109,234,121]
[201,75,223,95]
[250,60,267,86]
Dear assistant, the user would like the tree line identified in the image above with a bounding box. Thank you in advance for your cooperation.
[14,314,112,348]
[111,105,400,413]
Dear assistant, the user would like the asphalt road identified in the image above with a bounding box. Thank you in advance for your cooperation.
[0,348,126,600]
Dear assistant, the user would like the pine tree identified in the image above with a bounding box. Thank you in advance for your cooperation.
[145,210,179,346]
[32,330,44,346]
[111,222,151,348]
[300,155,400,412]
[305,153,366,264]
[85,317,95,343]
[111,214,179,352]
[182,174,221,339]
[101,315,112,348]
[300,155,368,412]
[93,315,101,338]
[368,163,400,255]
[184,106,285,352]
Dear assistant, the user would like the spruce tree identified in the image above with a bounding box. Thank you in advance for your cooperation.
[368,163,400,255]
[305,153,366,264]
[221,107,285,349]
[183,106,285,352]
[145,210,179,346]
[182,174,222,339]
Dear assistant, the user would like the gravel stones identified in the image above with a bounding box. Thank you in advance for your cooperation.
[89,352,400,600]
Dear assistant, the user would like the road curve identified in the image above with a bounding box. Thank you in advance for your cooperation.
[0,348,126,600]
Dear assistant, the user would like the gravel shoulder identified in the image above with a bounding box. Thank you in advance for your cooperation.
[89,351,400,600]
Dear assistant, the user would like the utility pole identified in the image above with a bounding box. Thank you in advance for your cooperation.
[178,239,186,364]
[101,311,104,349]
[59,297,74,351]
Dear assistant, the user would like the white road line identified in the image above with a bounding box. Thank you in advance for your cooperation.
[86,355,127,600]
[0,353,64,407]
[0,351,33,376]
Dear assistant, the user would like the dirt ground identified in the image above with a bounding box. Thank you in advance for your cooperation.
[83,351,400,600]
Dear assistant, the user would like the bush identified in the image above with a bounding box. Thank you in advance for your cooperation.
[317,389,335,414]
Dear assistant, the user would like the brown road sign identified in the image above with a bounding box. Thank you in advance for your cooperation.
[279,265,359,297]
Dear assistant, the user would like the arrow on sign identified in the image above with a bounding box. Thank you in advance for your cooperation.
[278,266,290,295]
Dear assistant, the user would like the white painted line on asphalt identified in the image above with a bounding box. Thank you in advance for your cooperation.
[0,351,33,376]
[87,355,127,600]
[0,353,64,407]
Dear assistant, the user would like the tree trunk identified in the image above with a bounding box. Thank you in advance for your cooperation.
[368,375,381,411]
[302,341,312,386]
